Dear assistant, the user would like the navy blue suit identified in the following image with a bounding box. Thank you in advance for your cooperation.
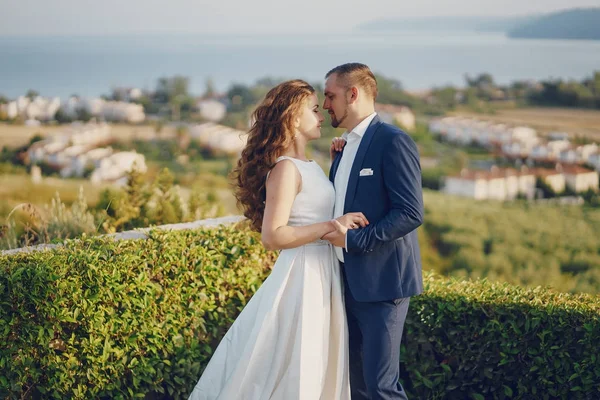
[329,115,424,399]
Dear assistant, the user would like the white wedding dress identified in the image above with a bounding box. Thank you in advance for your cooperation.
[188,156,350,400]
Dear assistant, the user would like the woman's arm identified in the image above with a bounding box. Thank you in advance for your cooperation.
[261,160,335,250]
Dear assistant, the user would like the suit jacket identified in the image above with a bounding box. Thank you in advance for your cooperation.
[329,115,424,302]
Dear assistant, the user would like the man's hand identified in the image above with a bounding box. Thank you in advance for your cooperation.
[330,137,346,161]
[337,212,368,230]
[322,219,347,247]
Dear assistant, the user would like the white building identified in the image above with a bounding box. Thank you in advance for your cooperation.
[558,148,578,164]
[428,118,445,134]
[517,167,536,199]
[562,166,599,193]
[578,144,599,162]
[68,147,114,178]
[533,167,566,194]
[588,153,600,171]
[529,145,547,160]
[101,101,145,123]
[558,144,599,164]
[503,141,528,158]
[28,141,69,165]
[61,97,145,123]
[1,96,61,121]
[5,102,18,119]
[196,99,227,122]
[56,145,94,176]
[375,103,416,131]
[444,170,489,200]
[443,166,535,201]
[27,122,112,166]
[512,126,537,143]
[546,140,572,159]
[60,122,112,146]
[190,122,248,155]
[429,117,540,151]
[90,151,147,185]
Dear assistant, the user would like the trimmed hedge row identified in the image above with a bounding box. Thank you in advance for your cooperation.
[402,276,600,399]
[1,226,599,399]
[1,225,275,399]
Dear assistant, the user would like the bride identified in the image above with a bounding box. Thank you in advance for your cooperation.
[188,79,367,399]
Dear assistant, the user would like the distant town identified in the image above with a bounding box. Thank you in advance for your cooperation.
[430,116,600,201]
[1,77,599,205]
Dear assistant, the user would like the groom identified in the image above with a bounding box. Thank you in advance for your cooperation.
[322,63,424,400]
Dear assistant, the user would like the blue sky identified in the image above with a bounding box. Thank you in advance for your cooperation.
[1,0,599,35]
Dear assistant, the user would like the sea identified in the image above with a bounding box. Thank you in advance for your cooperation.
[1,31,599,98]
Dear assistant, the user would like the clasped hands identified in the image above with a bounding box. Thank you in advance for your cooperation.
[322,212,369,247]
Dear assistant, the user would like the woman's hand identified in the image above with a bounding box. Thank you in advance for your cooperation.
[330,137,346,161]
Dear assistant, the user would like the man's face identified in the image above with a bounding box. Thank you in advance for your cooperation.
[323,74,349,129]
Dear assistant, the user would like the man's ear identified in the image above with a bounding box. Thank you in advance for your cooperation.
[348,87,359,103]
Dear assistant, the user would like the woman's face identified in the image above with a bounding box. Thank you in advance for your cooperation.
[296,93,324,141]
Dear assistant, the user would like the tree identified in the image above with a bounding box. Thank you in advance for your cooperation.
[227,84,259,113]
[75,107,93,122]
[111,88,125,101]
[431,86,459,109]
[29,134,44,145]
[373,74,418,106]
[155,75,190,104]
[255,77,286,88]
[151,168,183,224]
[25,89,39,100]
[204,78,217,98]
[465,73,494,89]
[54,108,73,124]
[154,76,195,120]
[535,177,557,198]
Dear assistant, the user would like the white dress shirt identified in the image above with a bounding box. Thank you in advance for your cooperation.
[333,112,377,262]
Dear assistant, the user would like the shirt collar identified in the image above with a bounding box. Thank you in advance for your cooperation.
[341,112,377,140]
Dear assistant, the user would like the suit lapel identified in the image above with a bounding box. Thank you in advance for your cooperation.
[329,150,343,183]
[344,115,382,213]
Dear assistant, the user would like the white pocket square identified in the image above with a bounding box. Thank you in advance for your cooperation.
[359,168,374,176]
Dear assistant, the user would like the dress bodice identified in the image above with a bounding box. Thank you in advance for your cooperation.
[273,156,335,227]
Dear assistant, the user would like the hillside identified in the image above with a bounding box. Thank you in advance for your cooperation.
[356,15,534,33]
[508,8,600,40]
[356,8,600,41]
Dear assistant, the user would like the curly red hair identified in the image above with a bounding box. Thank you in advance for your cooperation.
[232,79,315,232]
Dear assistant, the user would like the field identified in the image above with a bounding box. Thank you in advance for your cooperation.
[449,107,600,139]
[422,190,600,294]
[0,175,110,224]
[0,123,178,149]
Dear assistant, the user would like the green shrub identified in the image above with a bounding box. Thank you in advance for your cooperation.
[1,225,598,399]
[403,275,600,399]
[0,225,274,399]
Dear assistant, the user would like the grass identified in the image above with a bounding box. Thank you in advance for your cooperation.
[0,171,240,226]
[0,124,65,149]
[0,175,109,224]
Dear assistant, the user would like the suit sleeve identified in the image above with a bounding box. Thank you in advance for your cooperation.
[346,132,424,253]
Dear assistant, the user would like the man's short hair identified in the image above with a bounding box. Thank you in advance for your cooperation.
[326,63,378,99]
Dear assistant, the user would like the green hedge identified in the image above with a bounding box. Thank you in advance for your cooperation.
[1,226,599,399]
[402,276,600,399]
[0,226,274,399]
